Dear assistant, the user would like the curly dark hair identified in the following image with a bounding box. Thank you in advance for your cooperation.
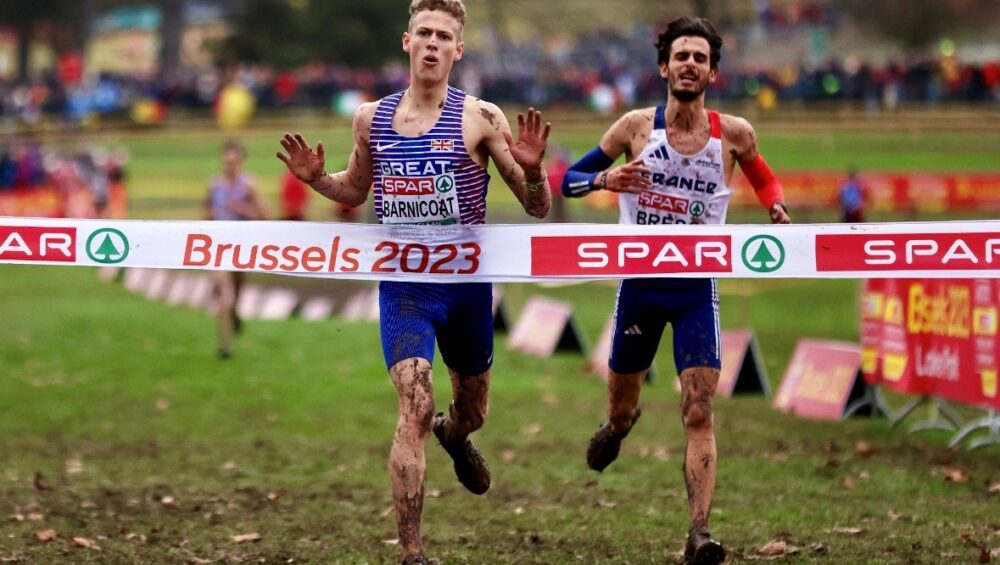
[655,17,722,70]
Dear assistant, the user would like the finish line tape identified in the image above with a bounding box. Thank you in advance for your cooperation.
[2,217,999,281]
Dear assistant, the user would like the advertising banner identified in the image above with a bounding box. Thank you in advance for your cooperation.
[774,339,865,420]
[861,278,999,409]
[2,217,1000,281]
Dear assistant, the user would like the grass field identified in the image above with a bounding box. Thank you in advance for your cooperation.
[2,116,999,563]
[1,265,998,564]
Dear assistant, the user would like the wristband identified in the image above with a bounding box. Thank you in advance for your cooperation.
[741,155,784,210]
[561,145,615,197]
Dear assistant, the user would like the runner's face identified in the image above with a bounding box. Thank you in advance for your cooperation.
[403,10,464,83]
[660,36,716,103]
[222,148,243,175]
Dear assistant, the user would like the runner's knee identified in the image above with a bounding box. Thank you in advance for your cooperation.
[682,397,713,430]
[392,359,435,431]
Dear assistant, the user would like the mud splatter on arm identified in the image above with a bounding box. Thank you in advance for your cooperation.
[313,102,374,206]
[479,107,500,131]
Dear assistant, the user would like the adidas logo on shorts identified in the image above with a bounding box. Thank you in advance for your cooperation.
[623,325,643,336]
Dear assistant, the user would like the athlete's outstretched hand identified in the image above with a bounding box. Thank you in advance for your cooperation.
[602,158,652,194]
[277,133,326,183]
[503,108,551,171]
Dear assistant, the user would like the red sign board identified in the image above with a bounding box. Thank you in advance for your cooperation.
[728,172,1000,213]
[861,278,999,409]
[717,329,770,396]
[507,296,585,357]
[774,339,863,420]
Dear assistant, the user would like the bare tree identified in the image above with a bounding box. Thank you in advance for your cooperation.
[158,0,184,82]
[843,0,999,49]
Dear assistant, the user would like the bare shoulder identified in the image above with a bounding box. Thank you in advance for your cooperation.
[464,96,505,133]
[350,101,379,147]
[719,113,756,144]
[601,107,655,154]
[617,107,656,130]
[353,101,379,125]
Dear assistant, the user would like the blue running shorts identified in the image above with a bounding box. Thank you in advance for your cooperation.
[608,278,721,375]
[379,281,494,377]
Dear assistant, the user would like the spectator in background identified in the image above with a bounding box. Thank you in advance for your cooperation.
[74,148,109,217]
[280,169,309,220]
[0,148,15,190]
[204,140,266,359]
[838,168,867,222]
[334,201,361,222]
[545,144,572,223]
[12,141,44,189]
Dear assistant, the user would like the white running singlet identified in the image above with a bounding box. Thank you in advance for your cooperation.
[619,106,732,226]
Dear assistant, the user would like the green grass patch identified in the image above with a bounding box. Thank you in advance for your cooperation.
[1,265,997,563]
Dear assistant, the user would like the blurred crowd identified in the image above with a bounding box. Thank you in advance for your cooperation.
[0,138,128,218]
[0,2,996,124]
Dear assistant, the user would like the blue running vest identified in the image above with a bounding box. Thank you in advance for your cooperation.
[370,86,490,225]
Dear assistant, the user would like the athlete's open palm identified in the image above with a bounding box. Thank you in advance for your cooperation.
[504,108,551,170]
[277,133,326,183]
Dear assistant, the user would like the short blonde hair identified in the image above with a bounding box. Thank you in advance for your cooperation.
[409,0,466,30]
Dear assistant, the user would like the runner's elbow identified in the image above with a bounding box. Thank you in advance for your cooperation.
[341,190,368,208]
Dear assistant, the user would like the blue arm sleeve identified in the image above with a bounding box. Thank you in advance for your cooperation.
[561,146,615,197]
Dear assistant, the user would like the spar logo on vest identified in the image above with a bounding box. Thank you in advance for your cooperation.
[379,159,460,225]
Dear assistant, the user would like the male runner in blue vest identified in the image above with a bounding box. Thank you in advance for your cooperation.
[562,17,790,565]
[276,1,551,562]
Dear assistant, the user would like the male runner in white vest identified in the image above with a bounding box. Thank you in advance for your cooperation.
[276,1,551,562]
[561,16,791,565]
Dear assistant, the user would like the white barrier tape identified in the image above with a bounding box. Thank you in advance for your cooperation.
[2,217,1000,281]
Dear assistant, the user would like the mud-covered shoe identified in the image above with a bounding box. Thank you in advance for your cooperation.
[432,413,491,495]
[586,408,641,472]
[684,527,725,565]
[400,552,428,565]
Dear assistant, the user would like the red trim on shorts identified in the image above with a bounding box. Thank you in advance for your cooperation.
[708,110,722,139]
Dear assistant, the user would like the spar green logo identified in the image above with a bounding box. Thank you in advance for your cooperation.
[435,175,454,193]
[86,228,129,264]
[741,235,785,273]
[689,201,706,218]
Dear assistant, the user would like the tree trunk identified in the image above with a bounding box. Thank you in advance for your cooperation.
[73,0,97,53]
[158,0,184,81]
[16,23,31,82]
[690,0,712,19]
